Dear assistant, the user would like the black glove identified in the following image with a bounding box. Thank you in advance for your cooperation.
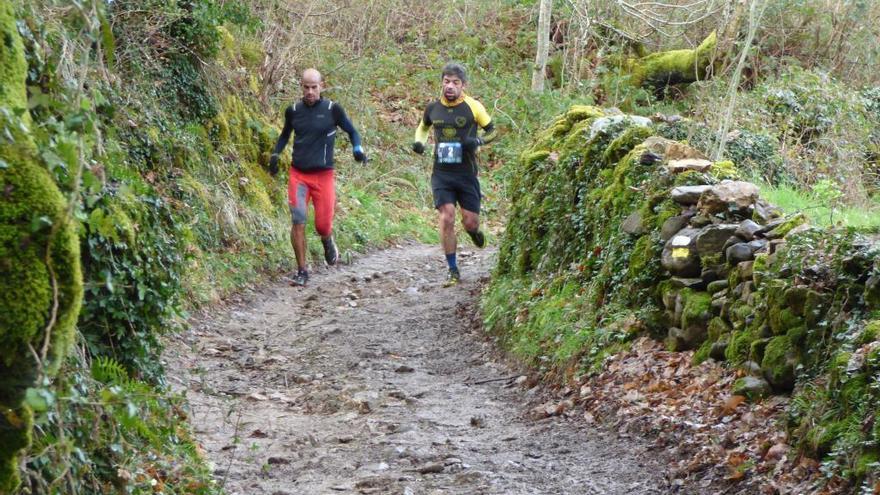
[411,141,425,154]
[353,145,367,163]
[268,153,279,176]
[462,137,484,152]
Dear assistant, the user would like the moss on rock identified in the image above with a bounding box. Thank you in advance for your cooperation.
[0,3,83,490]
[860,320,880,345]
[488,97,880,486]
[761,335,797,390]
[709,160,739,181]
[751,252,768,287]
[681,290,712,331]
[726,327,757,364]
[769,307,804,335]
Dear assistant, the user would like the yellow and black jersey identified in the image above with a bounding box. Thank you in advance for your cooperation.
[414,94,497,175]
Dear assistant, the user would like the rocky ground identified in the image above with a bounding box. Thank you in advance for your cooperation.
[164,242,675,495]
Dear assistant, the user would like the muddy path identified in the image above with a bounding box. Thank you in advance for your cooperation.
[165,243,671,494]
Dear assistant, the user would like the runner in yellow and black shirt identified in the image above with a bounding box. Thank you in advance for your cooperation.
[411,63,497,286]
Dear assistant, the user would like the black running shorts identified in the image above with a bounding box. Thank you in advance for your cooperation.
[431,172,481,213]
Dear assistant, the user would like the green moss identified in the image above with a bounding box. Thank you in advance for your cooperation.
[786,325,807,346]
[700,252,723,269]
[710,160,739,181]
[752,253,767,287]
[769,306,804,335]
[627,234,659,280]
[0,3,83,490]
[603,126,652,164]
[750,338,770,363]
[768,213,806,238]
[859,320,880,345]
[839,374,868,407]
[681,290,713,330]
[761,335,797,390]
[693,339,713,364]
[708,317,732,341]
[653,199,681,229]
[803,289,831,328]
[829,352,852,384]
[783,286,809,315]
[854,450,880,478]
[558,119,596,159]
[726,328,757,364]
[729,302,754,328]
[565,105,604,124]
[627,31,717,89]
[210,109,231,144]
[87,201,137,246]
[522,149,550,169]
[673,169,708,186]
[728,268,742,293]
[806,421,847,457]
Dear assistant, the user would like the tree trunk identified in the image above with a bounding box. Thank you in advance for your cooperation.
[531,0,553,92]
[626,31,718,93]
[717,0,748,71]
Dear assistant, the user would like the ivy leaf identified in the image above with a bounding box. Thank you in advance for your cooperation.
[30,215,52,233]
[25,387,55,412]
[0,158,8,169]
[41,149,67,174]
[101,269,114,292]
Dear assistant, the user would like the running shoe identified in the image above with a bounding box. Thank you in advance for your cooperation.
[289,269,309,287]
[467,230,486,248]
[444,267,461,287]
[322,236,338,266]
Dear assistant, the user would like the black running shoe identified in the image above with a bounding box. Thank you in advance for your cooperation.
[444,268,461,287]
[322,236,338,266]
[289,269,309,287]
[467,229,486,248]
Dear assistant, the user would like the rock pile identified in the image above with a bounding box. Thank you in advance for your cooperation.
[627,138,813,395]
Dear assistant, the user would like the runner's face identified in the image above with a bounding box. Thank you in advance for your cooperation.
[442,75,464,102]
[301,78,322,105]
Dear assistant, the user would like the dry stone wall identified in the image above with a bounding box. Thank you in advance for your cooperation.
[488,105,880,479]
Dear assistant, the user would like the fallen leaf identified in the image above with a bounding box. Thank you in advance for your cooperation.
[721,395,746,415]
[765,443,789,461]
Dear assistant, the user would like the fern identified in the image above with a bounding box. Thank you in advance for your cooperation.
[91,356,129,385]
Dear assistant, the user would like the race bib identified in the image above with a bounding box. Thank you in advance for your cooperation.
[437,142,463,164]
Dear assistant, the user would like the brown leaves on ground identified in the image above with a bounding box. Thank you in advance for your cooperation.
[568,337,842,494]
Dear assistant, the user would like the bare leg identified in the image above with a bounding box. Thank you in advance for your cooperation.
[438,204,457,256]
[291,224,307,269]
[460,208,479,233]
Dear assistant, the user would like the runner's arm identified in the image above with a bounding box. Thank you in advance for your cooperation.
[332,103,363,149]
[412,106,432,154]
[333,103,366,162]
[272,105,295,157]
[479,122,498,145]
[470,98,497,145]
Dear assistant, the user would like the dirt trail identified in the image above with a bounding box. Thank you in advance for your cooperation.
[165,243,670,494]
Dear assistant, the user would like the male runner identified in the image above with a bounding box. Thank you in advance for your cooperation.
[411,63,497,286]
[269,68,367,286]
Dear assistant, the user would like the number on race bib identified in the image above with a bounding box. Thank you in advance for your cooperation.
[437,142,463,164]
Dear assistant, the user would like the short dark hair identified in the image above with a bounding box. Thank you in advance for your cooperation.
[441,62,467,83]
